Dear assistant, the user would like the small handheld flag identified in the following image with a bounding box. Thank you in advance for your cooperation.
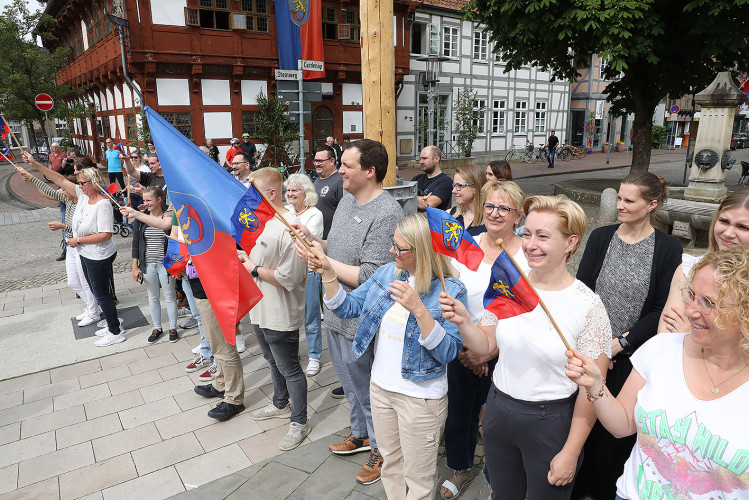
[0,141,14,162]
[231,183,276,254]
[101,183,118,194]
[483,250,539,320]
[426,207,484,271]
[0,116,10,140]
[113,142,124,154]
[163,237,189,276]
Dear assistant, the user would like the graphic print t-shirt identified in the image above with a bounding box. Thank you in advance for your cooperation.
[617,332,749,500]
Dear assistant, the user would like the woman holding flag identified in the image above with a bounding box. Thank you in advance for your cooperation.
[306,213,468,500]
[440,179,526,499]
[123,186,179,344]
[21,150,124,346]
[440,195,612,500]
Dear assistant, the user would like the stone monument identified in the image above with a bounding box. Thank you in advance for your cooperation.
[684,72,745,202]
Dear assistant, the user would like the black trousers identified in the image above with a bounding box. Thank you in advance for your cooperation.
[483,386,580,500]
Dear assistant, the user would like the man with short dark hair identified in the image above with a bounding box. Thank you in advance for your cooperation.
[547,130,559,169]
[230,151,252,188]
[239,133,258,169]
[414,145,452,211]
[294,138,404,485]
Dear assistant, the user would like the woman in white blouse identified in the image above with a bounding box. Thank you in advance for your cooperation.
[284,173,325,376]
[441,195,612,500]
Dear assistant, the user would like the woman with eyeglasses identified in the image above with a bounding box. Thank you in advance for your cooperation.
[21,151,124,346]
[573,172,682,500]
[306,213,467,500]
[658,187,749,334]
[284,173,325,376]
[439,180,526,499]
[441,195,612,500]
[448,163,488,237]
[566,248,749,500]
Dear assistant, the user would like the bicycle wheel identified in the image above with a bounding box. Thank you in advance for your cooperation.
[505,150,516,162]
[572,147,586,159]
[120,225,131,238]
[520,151,535,163]
[536,149,548,163]
[557,148,571,161]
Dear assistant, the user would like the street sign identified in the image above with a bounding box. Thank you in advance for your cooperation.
[287,113,312,124]
[35,94,54,112]
[286,101,312,113]
[670,105,680,114]
[301,60,324,72]
[277,81,323,93]
[275,69,301,81]
[277,89,322,103]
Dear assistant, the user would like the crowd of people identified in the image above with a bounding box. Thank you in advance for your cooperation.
[14,135,749,500]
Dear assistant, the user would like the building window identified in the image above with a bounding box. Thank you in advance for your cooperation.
[343,9,360,42]
[410,23,427,54]
[197,0,230,30]
[442,26,458,58]
[534,102,547,133]
[93,3,103,42]
[599,57,608,80]
[102,1,111,36]
[242,111,258,137]
[473,30,488,61]
[86,17,95,48]
[160,113,192,140]
[513,100,527,133]
[322,6,338,41]
[491,99,506,134]
[473,99,487,134]
[125,114,137,141]
[428,24,440,55]
[240,0,269,32]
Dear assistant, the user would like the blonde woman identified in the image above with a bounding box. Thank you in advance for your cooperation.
[449,163,488,236]
[307,213,468,500]
[566,248,749,500]
[441,196,612,500]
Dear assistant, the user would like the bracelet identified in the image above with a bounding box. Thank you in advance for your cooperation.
[585,379,606,402]
[322,274,338,283]
[77,237,81,245]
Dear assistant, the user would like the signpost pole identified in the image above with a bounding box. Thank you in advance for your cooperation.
[298,59,305,173]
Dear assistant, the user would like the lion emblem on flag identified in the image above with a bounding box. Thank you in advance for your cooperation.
[236,205,260,232]
[442,219,463,251]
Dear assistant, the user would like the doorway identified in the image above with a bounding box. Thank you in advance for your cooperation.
[311,106,334,152]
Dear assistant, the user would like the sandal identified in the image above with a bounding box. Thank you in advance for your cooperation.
[440,468,475,500]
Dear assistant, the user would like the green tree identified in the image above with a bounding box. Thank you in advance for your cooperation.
[464,0,749,171]
[0,0,79,154]
[255,91,298,169]
[454,88,484,156]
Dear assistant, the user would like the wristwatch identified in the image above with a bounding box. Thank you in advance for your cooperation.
[251,265,260,278]
[77,237,81,245]
[618,335,631,351]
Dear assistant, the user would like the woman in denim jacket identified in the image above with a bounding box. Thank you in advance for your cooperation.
[307,213,468,500]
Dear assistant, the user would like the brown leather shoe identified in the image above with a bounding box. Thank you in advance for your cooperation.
[356,449,383,485]
[329,434,371,455]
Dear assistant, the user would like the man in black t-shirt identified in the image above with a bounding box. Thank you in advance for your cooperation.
[413,146,453,211]
[239,133,258,169]
[547,130,559,169]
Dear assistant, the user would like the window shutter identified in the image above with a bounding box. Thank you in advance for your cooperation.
[338,24,351,40]
[232,13,246,30]
[185,8,199,26]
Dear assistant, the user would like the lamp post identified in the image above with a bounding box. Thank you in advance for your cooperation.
[417,56,449,148]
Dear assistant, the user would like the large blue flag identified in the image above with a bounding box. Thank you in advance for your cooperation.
[144,107,262,345]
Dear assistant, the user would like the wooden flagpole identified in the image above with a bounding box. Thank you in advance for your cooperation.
[434,254,447,294]
[496,238,572,351]
[0,113,26,170]
[248,178,313,253]
[97,184,123,209]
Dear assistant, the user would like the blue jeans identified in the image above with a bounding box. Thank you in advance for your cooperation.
[548,146,556,167]
[616,496,627,500]
[143,263,178,330]
[182,279,212,364]
[253,325,308,424]
[80,252,120,334]
[327,327,376,448]
[304,271,322,359]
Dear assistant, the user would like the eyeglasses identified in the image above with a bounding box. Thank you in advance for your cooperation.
[483,203,516,217]
[313,157,333,164]
[105,141,112,144]
[681,288,717,315]
[230,162,249,167]
[390,236,415,257]
[130,156,140,159]
[453,182,474,191]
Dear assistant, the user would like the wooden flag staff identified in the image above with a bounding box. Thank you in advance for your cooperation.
[495,238,572,351]
[248,178,313,253]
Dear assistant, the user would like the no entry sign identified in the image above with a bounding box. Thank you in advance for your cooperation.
[35,94,54,112]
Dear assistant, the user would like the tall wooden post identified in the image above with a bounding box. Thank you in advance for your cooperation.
[360,0,396,187]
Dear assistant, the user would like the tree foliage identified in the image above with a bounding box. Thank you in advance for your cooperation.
[0,0,81,151]
[255,91,298,169]
[454,88,484,156]
[464,0,749,171]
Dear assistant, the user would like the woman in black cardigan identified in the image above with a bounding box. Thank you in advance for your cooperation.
[572,172,682,500]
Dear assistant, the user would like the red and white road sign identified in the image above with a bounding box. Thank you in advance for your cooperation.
[34,94,54,112]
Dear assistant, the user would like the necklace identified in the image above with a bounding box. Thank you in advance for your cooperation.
[294,206,309,216]
[701,347,749,394]
[529,269,571,291]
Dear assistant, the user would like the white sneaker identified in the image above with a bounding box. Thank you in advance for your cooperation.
[177,307,191,318]
[279,421,311,451]
[235,333,246,353]
[75,309,88,321]
[78,313,101,327]
[192,345,201,354]
[95,322,125,337]
[306,359,321,377]
[95,331,126,347]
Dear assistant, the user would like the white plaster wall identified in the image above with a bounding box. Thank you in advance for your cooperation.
[343,111,363,134]
[117,115,126,140]
[114,86,123,109]
[150,0,187,27]
[92,94,100,112]
[201,80,231,106]
[109,116,117,139]
[203,112,233,139]
[342,84,362,106]
[122,84,133,109]
[106,89,114,111]
[217,145,231,162]
[81,21,89,51]
[86,119,92,136]
[241,80,268,105]
[156,78,190,106]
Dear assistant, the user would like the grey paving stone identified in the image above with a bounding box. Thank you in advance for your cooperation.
[55,413,123,449]
[0,475,59,500]
[168,472,246,500]
[23,378,79,403]
[20,405,86,439]
[0,398,53,426]
[290,454,363,500]
[17,441,94,488]
[58,453,137,499]
[102,467,185,500]
[174,443,252,488]
[0,422,20,447]
[274,434,340,474]
[0,372,50,396]
[131,432,204,476]
[92,422,162,462]
[226,462,307,500]
[0,392,23,412]
[0,463,17,495]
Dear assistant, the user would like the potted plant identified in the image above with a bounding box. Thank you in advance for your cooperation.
[616,141,626,152]
[454,88,483,157]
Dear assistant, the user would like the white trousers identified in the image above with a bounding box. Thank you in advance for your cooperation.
[66,245,98,317]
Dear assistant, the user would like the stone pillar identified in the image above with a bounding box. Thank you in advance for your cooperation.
[684,72,745,202]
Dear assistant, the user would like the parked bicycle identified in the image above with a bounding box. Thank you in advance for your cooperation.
[556,142,586,161]
[505,142,535,163]
[532,143,549,163]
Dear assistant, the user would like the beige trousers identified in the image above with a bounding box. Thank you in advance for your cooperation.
[370,381,448,500]
[195,299,244,405]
